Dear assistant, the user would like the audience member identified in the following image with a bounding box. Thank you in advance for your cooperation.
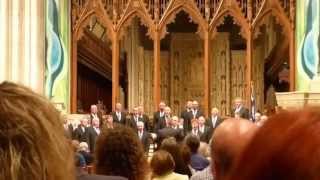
[185,134,210,171]
[150,150,188,180]
[90,104,102,126]
[75,153,127,180]
[0,82,74,180]
[95,125,149,180]
[79,142,94,165]
[229,109,320,180]
[211,119,257,180]
[160,138,192,177]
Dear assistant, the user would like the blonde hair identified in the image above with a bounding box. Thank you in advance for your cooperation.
[0,82,74,180]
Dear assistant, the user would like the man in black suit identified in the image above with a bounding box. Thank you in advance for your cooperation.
[155,106,172,133]
[111,103,127,125]
[137,121,151,152]
[74,118,89,143]
[180,101,193,134]
[129,107,142,131]
[191,100,204,119]
[231,97,250,119]
[138,106,150,132]
[157,116,184,145]
[88,118,101,153]
[153,101,166,132]
[206,107,223,139]
[198,116,211,143]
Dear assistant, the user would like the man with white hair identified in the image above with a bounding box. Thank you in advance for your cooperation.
[90,104,102,126]
[111,103,127,125]
[137,121,150,152]
[207,107,223,139]
[138,106,150,131]
[88,118,101,153]
[153,101,166,132]
[231,97,250,119]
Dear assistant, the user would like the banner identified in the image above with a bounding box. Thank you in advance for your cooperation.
[45,0,71,112]
[296,0,320,91]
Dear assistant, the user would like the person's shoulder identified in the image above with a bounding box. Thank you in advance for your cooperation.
[171,172,189,180]
[78,174,127,180]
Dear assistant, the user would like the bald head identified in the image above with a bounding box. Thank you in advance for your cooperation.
[211,119,257,180]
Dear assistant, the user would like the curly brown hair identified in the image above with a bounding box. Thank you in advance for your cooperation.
[0,82,74,180]
[95,125,149,180]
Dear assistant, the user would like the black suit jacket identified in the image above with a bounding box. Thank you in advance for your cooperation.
[140,114,150,131]
[129,116,143,131]
[74,125,89,143]
[206,116,223,138]
[199,125,211,143]
[231,107,250,119]
[111,111,127,125]
[90,113,103,126]
[155,116,171,133]
[138,130,151,152]
[87,127,99,153]
[180,109,193,133]
[153,111,165,131]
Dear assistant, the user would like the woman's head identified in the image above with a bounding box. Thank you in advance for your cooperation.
[95,125,148,180]
[151,150,175,177]
[0,82,74,180]
[229,108,320,180]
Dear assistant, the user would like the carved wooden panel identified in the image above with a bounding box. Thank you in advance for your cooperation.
[231,50,247,106]
[211,33,231,116]
[169,33,204,115]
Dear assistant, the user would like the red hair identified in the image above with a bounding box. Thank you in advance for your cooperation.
[228,108,320,180]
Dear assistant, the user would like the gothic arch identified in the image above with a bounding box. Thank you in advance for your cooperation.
[209,8,250,40]
[116,9,155,40]
[159,4,208,39]
[252,7,291,38]
[73,3,114,41]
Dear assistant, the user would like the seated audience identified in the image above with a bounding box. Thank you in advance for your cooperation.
[95,125,149,180]
[150,150,188,180]
[185,134,210,171]
[211,119,257,180]
[75,153,127,180]
[79,142,94,165]
[229,109,320,180]
[160,138,192,177]
[0,82,74,180]
[198,142,210,161]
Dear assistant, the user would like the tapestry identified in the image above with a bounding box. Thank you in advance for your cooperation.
[296,0,320,90]
[45,0,70,112]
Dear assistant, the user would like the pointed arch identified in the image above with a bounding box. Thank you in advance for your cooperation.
[252,7,291,38]
[159,4,208,39]
[209,8,250,39]
[116,8,155,39]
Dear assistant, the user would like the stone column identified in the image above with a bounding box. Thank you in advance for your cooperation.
[112,32,120,110]
[0,0,45,94]
[203,30,210,116]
